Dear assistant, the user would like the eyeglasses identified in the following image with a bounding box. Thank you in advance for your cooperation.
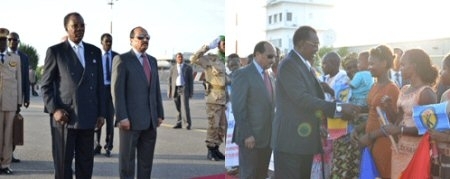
[305,40,320,47]
[7,38,18,42]
[266,54,275,59]
[135,35,150,41]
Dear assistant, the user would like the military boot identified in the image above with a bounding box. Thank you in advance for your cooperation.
[207,146,221,161]
[213,146,225,160]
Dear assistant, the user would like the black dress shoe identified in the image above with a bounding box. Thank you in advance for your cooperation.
[186,125,191,130]
[172,124,182,129]
[1,167,13,174]
[12,157,20,163]
[105,150,111,157]
[94,146,102,155]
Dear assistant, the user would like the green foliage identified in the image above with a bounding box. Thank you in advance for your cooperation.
[36,66,44,82]
[18,43,39,70]
[336,47,350,59]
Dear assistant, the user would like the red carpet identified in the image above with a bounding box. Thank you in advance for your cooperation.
[191,173,238,179]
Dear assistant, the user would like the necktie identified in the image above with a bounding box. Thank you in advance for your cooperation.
[0,54,4,64]
[105,53,111,81]
[142,54,151,84]
[75,45,85,68]
[263,70,273,102]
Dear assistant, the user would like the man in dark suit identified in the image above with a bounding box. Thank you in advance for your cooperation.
[168,52,193,130]
[272,26,359,178]
[40,12,106,179]
[94,33,118,157]
[232,41,275,179]
[7,31,30,163]
[111,26,164,179]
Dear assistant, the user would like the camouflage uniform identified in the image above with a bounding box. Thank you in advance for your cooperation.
[190,45,228,149]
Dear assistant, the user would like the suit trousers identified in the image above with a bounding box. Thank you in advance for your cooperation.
[50,118,95,179]
[273,150,313,179]
[0,111,15,168]
[95,85,115,150]
[174,86,191,126]
[119,125,157,179]
[238,145,272,179]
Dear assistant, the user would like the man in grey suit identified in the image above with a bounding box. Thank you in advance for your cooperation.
[232,41,275,179]
[272,26,360,178]
[111,26,164,179]
[168,52,193,130]
[41,12,106,179]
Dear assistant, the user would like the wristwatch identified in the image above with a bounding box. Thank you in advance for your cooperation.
[336,103,342,113]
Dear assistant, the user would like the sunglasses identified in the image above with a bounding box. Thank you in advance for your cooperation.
[135,35,150,41]
[8,38,18,42]
[266,54,275,59]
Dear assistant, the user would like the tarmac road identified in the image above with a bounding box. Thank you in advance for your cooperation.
[4,81,227,179]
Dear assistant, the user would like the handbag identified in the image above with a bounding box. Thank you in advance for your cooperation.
[13,113,24,146]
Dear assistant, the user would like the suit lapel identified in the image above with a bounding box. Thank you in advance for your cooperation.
[249,63,272,104]
[63,42,84,86]
[291,51,325,99]
[129,50,149,85]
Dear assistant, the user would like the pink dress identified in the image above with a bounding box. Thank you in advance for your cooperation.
[391,85,431,179]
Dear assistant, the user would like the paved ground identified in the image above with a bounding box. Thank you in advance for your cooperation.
[3,79,228,179]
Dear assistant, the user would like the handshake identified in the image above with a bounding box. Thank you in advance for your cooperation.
[208,35,225,49]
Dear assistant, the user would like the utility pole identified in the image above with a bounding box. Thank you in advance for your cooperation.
[107,0,118,34]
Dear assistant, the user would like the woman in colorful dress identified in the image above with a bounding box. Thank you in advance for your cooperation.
[357,45,400,179]
[383,48,438,179]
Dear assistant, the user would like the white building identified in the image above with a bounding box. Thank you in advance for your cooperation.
[265,0,335,55]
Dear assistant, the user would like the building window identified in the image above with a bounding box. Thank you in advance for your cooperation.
[274,14,278,23]
[268,15,272,24]
[286,12,292,21]
[279,13,282,22]
[270,39,282,47]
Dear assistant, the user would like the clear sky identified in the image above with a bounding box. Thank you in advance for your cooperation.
[332,0,450,47]
[1,0,225,65]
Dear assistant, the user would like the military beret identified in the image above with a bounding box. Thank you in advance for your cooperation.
[219,35,225,42]
[0,28,9,38]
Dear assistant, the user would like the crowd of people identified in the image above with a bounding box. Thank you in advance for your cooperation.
[2,11,450,179]
[226,26,450,179]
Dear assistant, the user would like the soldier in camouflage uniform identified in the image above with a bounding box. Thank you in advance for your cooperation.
[190,35,228,161]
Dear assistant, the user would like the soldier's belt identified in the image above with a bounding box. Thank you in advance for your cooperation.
[210,85,225,90]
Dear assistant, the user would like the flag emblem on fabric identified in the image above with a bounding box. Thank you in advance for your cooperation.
[413,101,450,135]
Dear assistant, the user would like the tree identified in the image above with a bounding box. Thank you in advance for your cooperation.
[336,47,350,59]
[18,43,39,70]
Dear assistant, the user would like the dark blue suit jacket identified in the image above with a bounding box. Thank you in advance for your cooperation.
[17,51,30,104]
[41,41,106,129]
[272,50,336,155]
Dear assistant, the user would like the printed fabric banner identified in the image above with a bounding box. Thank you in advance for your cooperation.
[225,101,239,167]
[413,101,450,135]
[334,83,351,103]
